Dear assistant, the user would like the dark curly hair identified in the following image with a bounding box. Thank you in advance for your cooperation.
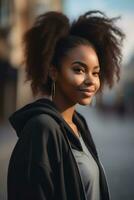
[23,10,125,97]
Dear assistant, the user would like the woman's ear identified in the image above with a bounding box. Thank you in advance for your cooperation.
[48,66,58,81]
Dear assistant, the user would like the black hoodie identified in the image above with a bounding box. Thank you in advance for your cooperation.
[8,98,110,200]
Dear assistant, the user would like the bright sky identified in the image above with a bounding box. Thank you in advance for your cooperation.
[63,0,134,65]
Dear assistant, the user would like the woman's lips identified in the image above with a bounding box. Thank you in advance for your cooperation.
[78,88,95,97]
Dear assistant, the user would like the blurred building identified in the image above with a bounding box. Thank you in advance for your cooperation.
[120,53,134,115]
[96,53,134,117]
[0,0,62,114]
[0,27,17,122]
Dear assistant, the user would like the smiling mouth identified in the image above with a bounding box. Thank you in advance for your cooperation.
[78,89,95,97]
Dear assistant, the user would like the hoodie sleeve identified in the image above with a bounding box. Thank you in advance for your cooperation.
[20,114,62,200]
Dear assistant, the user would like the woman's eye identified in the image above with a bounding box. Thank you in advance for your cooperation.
[73,67,85,73]
[93,72,100,76]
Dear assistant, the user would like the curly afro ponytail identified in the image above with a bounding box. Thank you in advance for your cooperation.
[23,11,70,96]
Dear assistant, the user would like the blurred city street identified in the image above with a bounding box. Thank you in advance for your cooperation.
[0,106,134,200]
[0,0,134,200]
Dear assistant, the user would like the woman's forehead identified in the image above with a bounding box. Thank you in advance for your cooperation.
[62,45,99,66]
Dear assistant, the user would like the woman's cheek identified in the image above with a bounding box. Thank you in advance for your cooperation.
[68,72,85,86]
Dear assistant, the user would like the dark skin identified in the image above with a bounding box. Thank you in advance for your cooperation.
[49,45,100,138]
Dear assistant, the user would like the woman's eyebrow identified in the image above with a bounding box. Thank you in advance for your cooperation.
[71,61,100,70]
[71,61,87,68]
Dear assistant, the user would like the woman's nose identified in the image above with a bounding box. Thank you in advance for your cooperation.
[84,74,94,85]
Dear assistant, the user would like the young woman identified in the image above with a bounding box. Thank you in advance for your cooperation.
[8,10,124,200]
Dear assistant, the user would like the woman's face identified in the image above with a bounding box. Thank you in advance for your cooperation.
[54,45,100,106]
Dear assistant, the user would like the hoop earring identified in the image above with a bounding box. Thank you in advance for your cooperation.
[51,81,56,100]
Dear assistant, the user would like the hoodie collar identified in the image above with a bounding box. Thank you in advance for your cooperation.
[9,97,98,157]
[9,98,60,137]
[9,98,78,138]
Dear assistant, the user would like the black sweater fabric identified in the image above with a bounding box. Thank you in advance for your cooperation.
[8,98,110,200]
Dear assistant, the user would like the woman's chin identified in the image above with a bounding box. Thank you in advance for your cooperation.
[78,97,92,106]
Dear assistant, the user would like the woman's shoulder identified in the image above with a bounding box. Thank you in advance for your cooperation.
[22,113,61,138]
[29,113,59,127]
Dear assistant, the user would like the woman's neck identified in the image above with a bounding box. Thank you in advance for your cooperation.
[41,95,79,138]
[52,96,76,124]
[60,106,75,124]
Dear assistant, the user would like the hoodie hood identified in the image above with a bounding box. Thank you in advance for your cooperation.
[9,98,65,137]
[8,97,98,156]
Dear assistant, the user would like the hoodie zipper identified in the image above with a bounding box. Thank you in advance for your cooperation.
[97,158,111,200]
[60,124,87,200]
[71,149,88,200]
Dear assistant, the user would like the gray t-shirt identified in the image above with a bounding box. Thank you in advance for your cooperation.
[72,134,100,200]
